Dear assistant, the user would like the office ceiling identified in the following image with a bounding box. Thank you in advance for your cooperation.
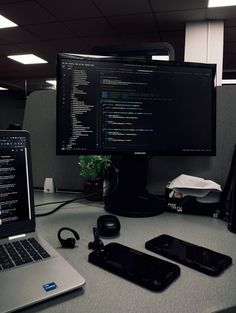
[0,0,236,92]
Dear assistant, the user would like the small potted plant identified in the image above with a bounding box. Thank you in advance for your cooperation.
[78,155,111,200]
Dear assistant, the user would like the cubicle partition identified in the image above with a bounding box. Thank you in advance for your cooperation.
[23,86,236,194]
[23,90,83,191]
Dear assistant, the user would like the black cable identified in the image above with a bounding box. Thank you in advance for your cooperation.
[35,201,66,207]
[35,186,106,217]
[107,165,119,196]
[35,195,85,217]
[35,164,119,217]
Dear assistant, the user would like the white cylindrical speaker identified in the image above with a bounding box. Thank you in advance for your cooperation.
[43,178,55,193]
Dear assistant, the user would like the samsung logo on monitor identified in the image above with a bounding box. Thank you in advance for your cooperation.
[134,152,147,155]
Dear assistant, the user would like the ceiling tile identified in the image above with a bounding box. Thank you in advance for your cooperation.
[108,13,157,34]
[37,0,102,20]
[16,62,54,74]
[24,22,76,40]
[16,41,55,57]
[65,18,115,37]
[0,0,24,3]
[206,7,236,20]
[0,44,24,56]
[120,32,161,43]
[49,38,89,54]
[150,0,208,12]
[5,63,57,80]
[93,0,151,16]
[0,27,40,44]
[160,30,185,45]
[155,9,206,31]
[0,0,235,80]
[0,1,56,25]
[0,60,23,75]
[0,38,7,44]
[83,35,124,50]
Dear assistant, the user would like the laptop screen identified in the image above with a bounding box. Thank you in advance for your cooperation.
[0,131,35,238]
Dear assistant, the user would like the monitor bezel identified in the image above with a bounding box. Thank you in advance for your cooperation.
[0,130,36,239]
[56,53,216,157]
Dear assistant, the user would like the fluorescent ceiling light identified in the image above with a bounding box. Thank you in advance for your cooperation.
[46,80,56,89]
[7,54,48,64]
[152,55,170,61]
[208,0,236,8]
[46,80,56,85]
[222,79,236,84]
[0,87,8,90]
[69,53,113,59]
[0,14,18,29]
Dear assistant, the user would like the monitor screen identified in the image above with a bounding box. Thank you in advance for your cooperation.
[56,53,216,156]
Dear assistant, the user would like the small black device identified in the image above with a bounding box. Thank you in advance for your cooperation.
[88,242,180,291]
[57,227,80,248]
[145,234,232,276]
[88,227,104,250]
[97,214,121,237]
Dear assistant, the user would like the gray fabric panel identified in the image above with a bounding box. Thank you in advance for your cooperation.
[23,86,236,193]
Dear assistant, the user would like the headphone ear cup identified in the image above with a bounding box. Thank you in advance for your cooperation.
[57,227,79,249]
[64,238,76,248]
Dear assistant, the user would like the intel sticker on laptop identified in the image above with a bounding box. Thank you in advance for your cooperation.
[43,282,58,292]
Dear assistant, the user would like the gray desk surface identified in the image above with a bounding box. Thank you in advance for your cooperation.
[24,191,236,313]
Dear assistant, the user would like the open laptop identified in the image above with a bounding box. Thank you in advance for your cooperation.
[0,130,85,313]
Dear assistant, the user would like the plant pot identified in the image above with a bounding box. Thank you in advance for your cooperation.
[84,179,103,201]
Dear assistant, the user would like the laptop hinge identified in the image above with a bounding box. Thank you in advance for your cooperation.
[8,234,26,241]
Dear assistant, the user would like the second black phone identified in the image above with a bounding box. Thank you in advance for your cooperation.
[145,234,232,276]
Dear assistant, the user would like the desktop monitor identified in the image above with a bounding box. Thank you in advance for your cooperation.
[56,53,216,216]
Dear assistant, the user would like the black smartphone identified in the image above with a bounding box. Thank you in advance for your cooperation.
[145,234,232,276]
[88,242,180,291]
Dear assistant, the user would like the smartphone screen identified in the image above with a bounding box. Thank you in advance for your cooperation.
[88,242,180,291]
[145,234,232,276]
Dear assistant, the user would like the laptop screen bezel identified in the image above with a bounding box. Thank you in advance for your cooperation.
[0,130,36,239]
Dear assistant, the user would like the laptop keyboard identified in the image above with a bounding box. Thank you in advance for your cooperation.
[0,238,50,270]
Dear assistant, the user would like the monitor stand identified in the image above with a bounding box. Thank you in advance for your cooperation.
[104,156,165,217]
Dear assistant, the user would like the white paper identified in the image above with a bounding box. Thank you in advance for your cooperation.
[168,174,221,198]
[196,191,221,203]
[172,188,210,198]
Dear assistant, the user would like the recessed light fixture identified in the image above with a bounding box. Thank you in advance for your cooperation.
[152,55,170,61]
[70,53,113,59]
[208,0,236,8]
[222,79,236,84]
[46,80,56,89]
[0,87,8,90]
[7,54,48,64]
[0,14,18,29]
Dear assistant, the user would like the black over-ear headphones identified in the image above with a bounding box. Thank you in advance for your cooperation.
[57,227,80,248]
